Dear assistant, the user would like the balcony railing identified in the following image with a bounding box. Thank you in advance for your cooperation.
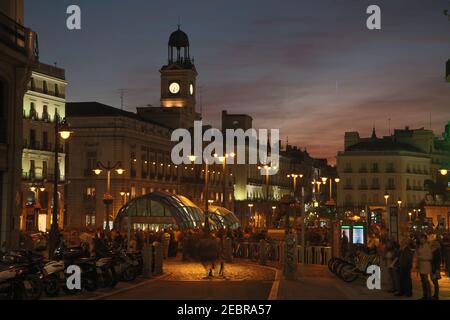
[22,171,64,182]
[0,11,38,60]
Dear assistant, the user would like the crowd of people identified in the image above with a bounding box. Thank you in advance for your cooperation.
[383,234,445,300]
[342,231,450,300]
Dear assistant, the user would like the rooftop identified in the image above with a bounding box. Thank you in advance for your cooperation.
[66,102,172,130]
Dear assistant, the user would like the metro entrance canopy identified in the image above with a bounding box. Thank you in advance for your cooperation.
[114,191,240,231]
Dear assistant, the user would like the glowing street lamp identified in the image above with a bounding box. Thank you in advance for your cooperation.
[384,191,390,206]
[258,164,274,200]
[440,168,448,176]
[287,173,303,198]
[214,153,236,207]
[94,161,125,230]
[49,118,72,259]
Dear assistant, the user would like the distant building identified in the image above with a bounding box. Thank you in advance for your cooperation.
[336,125,450,211]
[222,110,320,227]
[65,102,232,230]
[0,0,38,248]
[21,63,67,232]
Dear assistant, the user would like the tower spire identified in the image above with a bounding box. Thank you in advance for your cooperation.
[371,123,377,139]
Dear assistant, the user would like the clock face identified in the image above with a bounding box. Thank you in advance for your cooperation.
[169,82,180,94]
[189,83,194,95]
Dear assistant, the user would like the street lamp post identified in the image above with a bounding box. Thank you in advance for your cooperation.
[189,155,211,229]
[287,173,304,229]
[248,203,254,228]
[94,161,125,230]
[120,191,130,250]
[30,184,45,231]
[48,118,72,259]
[215,153,235,208]
[329,177,340,203]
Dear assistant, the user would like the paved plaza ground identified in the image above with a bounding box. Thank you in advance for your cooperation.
[48,257,450,300]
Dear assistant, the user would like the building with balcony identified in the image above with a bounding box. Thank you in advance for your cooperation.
[0,0,38,248]
[337,125,450,212]
[20,62,67,232]
[65,102,233,230]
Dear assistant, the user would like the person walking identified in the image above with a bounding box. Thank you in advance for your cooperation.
[430,240,442,300]
[416,234,432,300]
[396,239,414,297]
[162,228,171,259]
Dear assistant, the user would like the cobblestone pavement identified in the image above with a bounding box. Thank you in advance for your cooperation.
[163,259,276,281]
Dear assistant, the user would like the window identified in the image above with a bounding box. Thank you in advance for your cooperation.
[42,105,49,121]
[371,178,380,189]
[42,161,48,179]
[85,187,96,200]
[29,160,36,179]
[130,151,137,178]
[42,131,48,150]
[85,214,95,226]
[29,129,36,148]
[387,178,395,189]
[54,84,59,97]
[30,77,35,91]
[372,162,379,172]
[386,163,395,173]
[85,151,97,175]
[43,81,48,94]
[54,108,60,122]
[30,102,37,119]
[344,162,352,172]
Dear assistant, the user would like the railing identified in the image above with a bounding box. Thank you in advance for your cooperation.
[0,11,38,60]
[233,240,332,266]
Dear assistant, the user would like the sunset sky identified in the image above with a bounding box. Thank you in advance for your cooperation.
[25,0,450,162]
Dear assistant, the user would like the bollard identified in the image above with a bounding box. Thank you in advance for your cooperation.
[223,237,233,263]
[283,234,298,280]
[142,244,153,278]
[152,241,163,275]
[258,239,268,266]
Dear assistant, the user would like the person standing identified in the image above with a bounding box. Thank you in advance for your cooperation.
[341,231,349,258]
[416,234,432,300]
[396,239,414,297]
[430,240,442,300]
[385,240,399,293]
[162,228,171,259]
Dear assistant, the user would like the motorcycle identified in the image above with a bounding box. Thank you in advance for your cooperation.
[51,243,98,295]
[0,251,43,300]
[111,249,140,282]
[94,255,118,288]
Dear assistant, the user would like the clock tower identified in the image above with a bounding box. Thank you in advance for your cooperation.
[138,26,200,129]
[160,25,197,113]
